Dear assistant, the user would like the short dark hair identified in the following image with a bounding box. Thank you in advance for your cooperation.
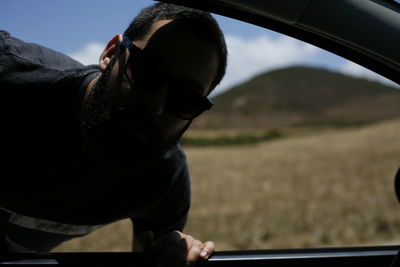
[123,2,227,92]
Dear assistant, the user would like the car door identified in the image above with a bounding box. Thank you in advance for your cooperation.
[1,0,399,266]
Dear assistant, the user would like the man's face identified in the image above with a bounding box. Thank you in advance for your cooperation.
[83,19,219,163]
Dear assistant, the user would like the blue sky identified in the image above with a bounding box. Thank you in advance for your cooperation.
[1,0,397,95]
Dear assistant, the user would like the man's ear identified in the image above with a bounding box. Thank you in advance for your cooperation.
[99,34,123,72]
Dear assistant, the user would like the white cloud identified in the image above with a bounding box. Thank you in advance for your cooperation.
[68,42,105,65]
[340,61,399,87]
[69,36,322,95]
[212,34,321,96]
[67,37,399,96]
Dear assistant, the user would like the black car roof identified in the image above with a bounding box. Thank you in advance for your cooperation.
[159,0,400,85]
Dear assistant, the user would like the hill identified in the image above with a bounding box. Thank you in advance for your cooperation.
[192,66,400,129]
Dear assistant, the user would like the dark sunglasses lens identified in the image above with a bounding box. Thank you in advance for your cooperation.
[167,87,210,120]
[128,52,167,90]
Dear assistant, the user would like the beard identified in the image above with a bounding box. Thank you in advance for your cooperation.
[81,56,189,166]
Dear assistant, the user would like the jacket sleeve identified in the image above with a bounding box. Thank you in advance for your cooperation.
[132,154,191,241]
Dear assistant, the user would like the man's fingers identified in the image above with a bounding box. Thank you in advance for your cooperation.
[151,231,214,266]
[200,241,214,260]
[186,240,203,264]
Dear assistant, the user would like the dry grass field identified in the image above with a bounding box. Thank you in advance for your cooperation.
[55,118,400,252]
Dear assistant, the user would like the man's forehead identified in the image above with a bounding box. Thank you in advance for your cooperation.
[132,19,173,49]
[145,19,174,43]
[133,18,219,96]
[145,18,205,48]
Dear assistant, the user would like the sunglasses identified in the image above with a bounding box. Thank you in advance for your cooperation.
[120,35,213,120]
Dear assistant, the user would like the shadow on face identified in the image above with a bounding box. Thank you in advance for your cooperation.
[84,19,220,163]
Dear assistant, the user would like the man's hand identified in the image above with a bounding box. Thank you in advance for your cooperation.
[151,231,214,267]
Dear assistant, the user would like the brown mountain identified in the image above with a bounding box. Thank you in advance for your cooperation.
[192,66,400,129]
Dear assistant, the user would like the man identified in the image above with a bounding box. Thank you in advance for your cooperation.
[0,2,227,266]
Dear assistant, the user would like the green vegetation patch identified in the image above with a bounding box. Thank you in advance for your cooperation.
[182,129,283,147]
